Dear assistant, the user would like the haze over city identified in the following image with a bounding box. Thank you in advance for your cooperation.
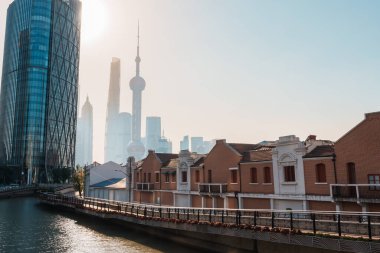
[0,0,379,163]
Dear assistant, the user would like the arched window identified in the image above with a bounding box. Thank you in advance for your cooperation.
[316,163,326,183]
[250,167,257,183]
[264,167,271,183]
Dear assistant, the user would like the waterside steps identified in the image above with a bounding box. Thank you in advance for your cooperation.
[39,192,380,253]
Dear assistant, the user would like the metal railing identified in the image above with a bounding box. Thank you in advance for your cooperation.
[331,184,380,201]
[40,192,380,240]
[136,183,155,191]
[198,183,228,194]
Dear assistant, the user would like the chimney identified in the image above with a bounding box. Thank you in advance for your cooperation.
[306,135,317,142]
[216,139,226,145]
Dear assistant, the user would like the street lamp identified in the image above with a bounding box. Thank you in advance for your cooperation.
[115,156,134,203]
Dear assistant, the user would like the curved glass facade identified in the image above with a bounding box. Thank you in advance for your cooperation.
[0,0,81,183]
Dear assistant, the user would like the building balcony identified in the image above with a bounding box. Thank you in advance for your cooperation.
[136,183,155,191]
[198,183,227,194]
[331,184,380,203]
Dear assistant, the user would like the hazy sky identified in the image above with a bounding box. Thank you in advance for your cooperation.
[0,0,379,163]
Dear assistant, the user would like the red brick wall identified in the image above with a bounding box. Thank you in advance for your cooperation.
[335,113,380,184]
[308,201,336,211]
[203,141,241,191]
[228,197,238,209]
[240,162,274,194]
[342,202,362,212]
[368,204,380,212]
[304,159,335,195]
[192,195,202,207]
[161,191,174,206]
[243,198,270,209]
[190,167,203,191]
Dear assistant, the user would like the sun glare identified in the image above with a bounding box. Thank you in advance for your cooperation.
[81,0,108,44]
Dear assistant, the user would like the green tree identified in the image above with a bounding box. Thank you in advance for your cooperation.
[73,166,84,197]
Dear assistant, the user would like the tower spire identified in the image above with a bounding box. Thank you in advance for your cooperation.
[135,21,141,76]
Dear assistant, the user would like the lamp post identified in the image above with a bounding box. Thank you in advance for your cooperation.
[115,156,134,202]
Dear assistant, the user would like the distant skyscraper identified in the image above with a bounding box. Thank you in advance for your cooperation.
[76,97,93,166]
[116,112,132,163]
[157,136,172,154]
[191,137,204,153]
[127,24,146,160]
[105,58,121,162]
[180,136,189,151]
[146,117,161,151]
[0,0,81,184]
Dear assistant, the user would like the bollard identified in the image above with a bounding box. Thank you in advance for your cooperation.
[271,212,275,229]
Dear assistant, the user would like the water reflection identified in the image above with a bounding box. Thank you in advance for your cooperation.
[0,198,206,253]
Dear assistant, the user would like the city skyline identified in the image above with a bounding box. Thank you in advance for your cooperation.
[0,0,379,163]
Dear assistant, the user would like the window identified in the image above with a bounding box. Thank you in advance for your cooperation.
[165,174,170,183]
[143,173,147,183]
[284,166,295,182]
[347,163,356,184]
[136,172,140,182]
[264,167,271,183]
[155,172,159,183]
[316,163,326,183]
[148,173,151,183]
[250,167,257,183]
[231,170,238,183]
[172,173,176,183]
[182,171,187,183]
[207,170,212,183]
[195,170,200,183]
[368,175,380,190]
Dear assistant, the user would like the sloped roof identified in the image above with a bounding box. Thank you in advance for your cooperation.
[228,143,261,156]
[164,159,178,169]
[303,145,335,158]
[90,178,126,189]
[156,153,179,166]
[191,156,205,167]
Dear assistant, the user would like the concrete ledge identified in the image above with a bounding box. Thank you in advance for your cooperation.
[41,200,379,253]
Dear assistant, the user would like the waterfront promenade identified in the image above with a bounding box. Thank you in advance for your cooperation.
[40,193,380,253]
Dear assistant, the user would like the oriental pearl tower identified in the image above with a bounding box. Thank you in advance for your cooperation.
[127,23,146,160]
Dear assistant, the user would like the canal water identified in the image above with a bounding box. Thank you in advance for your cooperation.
[0,198,206,253]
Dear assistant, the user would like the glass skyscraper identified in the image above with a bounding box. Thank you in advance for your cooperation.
[0,0,81,184]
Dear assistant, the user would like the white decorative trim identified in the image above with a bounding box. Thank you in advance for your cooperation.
[228,167,238,170]
[282,182,297,185]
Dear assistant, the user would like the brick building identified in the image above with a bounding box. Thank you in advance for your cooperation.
[131,112,380,213]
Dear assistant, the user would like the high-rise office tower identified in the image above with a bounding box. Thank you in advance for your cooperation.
[0,0,81,184]
[191,137,204,154]
[104,58,121,162]
[146,116,161,151]
[180,135,190,151]
[116,112,132,163]
[127,24,145,160]
[76,97,93,166]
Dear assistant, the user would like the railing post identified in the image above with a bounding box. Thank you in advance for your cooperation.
[271,212,275,229]
[254,211,257,226]
[356,185,360,200]
[177,209,179,220]
[290,212,293,230]
[235,210,238,225]
[209,209,212,222]
[222,210,224,224]
[220,184,222,194]
[197,209,200,222]
[187,209,190,220]
[368,215,372,240]
[168,208,171,219]
[159,208,162,218]
[144,206,147,218]
[337,214,341,237]
[312,213,316,235]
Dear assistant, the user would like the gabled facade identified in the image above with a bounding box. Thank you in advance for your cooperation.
[332,112,380,212]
